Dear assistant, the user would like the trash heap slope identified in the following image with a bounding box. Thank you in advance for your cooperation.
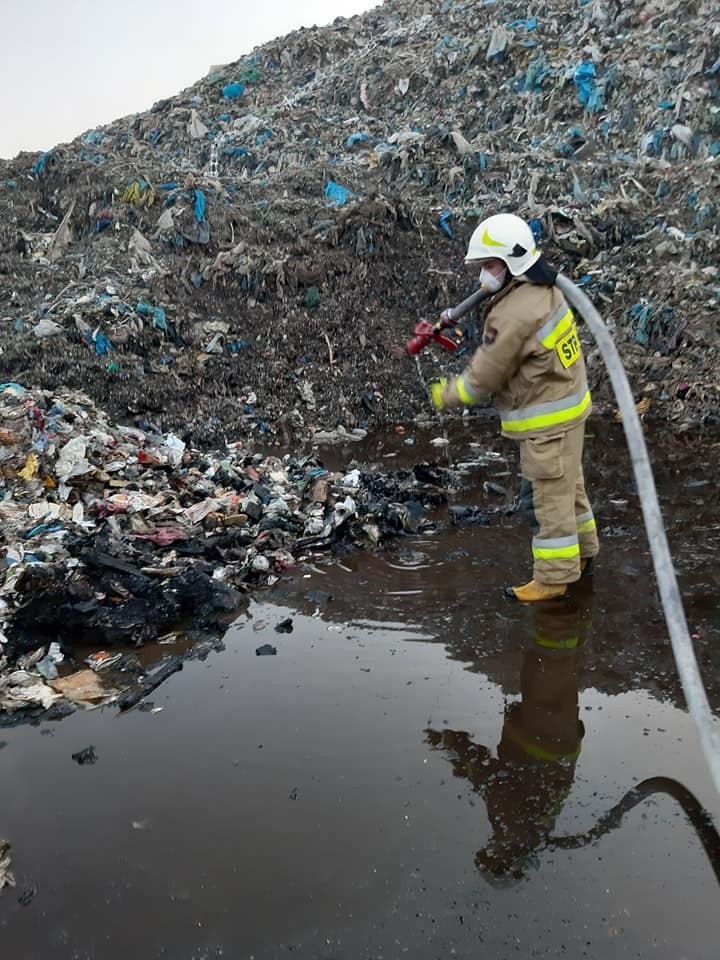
[1,0,720,445]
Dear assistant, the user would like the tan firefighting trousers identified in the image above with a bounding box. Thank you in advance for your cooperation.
[517,423,599,584]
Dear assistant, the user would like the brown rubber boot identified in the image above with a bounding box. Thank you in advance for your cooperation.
[504,579,569,602]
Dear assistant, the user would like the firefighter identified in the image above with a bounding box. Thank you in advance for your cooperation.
[430,213,599,602]
[425,594,591,883]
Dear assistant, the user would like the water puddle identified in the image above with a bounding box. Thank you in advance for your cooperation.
[1,425,719,957]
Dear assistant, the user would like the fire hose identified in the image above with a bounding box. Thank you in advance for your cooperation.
[409,274,720,794]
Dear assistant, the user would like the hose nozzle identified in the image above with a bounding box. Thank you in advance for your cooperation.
[406,320,458,356]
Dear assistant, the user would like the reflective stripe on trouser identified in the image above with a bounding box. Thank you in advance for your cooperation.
[575,496,599,559]
[534,630,579,650]
[518,423,599,584]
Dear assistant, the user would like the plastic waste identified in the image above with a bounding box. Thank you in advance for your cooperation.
[222,82,245,99]
[187,109,209,140]
[0,839,14,891]
[163,433,186,466]
[36,642,64,680]
[33,317,63,337]
[193,189,207,222]
[439,210,455,239]
[71,745,98,764]
[256,643,277,656]
[49,670,116,705]
[55,436,91,479]
[135,302,168,331]
[324,181,356,206]
[573,61,604,111]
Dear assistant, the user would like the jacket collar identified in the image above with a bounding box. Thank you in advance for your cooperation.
[485,276,523,310]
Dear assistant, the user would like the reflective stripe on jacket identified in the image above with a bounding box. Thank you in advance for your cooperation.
[441,280,591,439]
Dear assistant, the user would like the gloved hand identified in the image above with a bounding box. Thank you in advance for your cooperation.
[438,308,454,327]
[429,378,447,410]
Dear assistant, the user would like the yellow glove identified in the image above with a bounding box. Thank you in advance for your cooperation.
[429,378,447,411]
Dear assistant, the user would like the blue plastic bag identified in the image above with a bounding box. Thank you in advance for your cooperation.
[0,382,27,398]
[93,215,113,234]
[346,132,370,148]
[529,218,544,243]
[573,62,604,111]
[32,151,55,176]
[193,189,207,222]
[630,301,652,345]
[506,16,537,30]
[324,181,356,206]
[135,302,168,331]
[222,82,245,99]
[438,210,455,239]
[92,331,113,355]
[521,55,550,93]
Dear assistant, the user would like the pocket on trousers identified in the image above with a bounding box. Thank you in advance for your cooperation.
[521,434,564,481]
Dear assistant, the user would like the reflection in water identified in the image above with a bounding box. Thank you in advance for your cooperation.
[548,776,720,884]
[427,589,720,887]
[427,591,592,884]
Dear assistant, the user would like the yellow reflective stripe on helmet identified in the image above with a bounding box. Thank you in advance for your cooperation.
[532,534,580,561]
[501,388,591,434]
[481,227,505,248]
[456,375,482,406]
[537,304,574,349]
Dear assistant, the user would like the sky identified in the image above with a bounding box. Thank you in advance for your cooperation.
[1,0,378,159]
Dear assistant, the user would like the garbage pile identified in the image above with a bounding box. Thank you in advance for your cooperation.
[1,0,720,442]
[0,381,470,720]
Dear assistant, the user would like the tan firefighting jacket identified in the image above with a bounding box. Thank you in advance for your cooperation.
[440,279,591,439]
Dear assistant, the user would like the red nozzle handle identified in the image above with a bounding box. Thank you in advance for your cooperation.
[406,320,458,355]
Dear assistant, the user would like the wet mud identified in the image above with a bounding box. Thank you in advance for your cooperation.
[1,424,719,958]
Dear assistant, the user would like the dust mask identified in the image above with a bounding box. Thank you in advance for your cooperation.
[480,266,506,293]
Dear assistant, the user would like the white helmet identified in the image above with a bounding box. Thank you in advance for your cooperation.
[465,213,541,276]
